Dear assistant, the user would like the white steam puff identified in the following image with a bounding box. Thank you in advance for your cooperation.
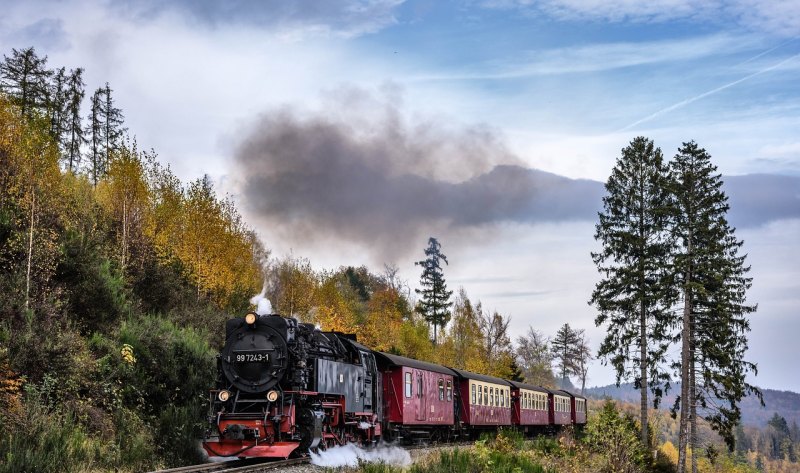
[249,285,273,316]
[310,443,411,468]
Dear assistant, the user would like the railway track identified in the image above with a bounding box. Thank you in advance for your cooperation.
[147,440,475,473]
[147,457,308,473]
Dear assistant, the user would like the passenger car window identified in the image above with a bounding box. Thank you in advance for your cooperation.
[417,373,423,397]
[446,380,453,402]
[471,384,476,404]
[404,372,412,398]
[438,379,444,401]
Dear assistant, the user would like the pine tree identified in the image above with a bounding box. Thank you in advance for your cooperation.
[85,84,126,184]
[48,66,68,144]
[86,88,104,185]
[414,237,453,345]
[550,323,580,386]
[0,47,52,119]
[63,68,86,172]
[100,82,126,169]
[591,136,676,446]
[669,141,760,472]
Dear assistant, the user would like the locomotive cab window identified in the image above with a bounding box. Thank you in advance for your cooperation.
[438,379,444,401]
[446,380,453,402]
[404,372,412,398]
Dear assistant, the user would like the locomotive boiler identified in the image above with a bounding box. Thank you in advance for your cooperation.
[202,312,381,459]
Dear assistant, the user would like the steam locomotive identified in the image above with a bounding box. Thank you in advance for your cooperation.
[201,311,587,459]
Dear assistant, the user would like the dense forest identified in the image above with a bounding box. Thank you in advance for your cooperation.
[0,47,589,472]
[0,46,784,473]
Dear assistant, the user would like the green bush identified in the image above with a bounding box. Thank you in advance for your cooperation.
[55,231,129,334]
[0,390,101,473]
[584,400,648,473]
[117,314,215,413]
[405,447,552,473]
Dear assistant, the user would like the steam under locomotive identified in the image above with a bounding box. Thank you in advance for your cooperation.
[202,311,586,459]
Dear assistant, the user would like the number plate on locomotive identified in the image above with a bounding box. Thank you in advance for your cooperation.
[233,350,270,363]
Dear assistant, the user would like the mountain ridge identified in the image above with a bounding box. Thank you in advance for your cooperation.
[584,382,800,427]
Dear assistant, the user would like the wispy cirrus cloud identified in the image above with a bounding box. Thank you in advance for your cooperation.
[484,0,800,37]
[619,52,800,131]
[410,33,755,81]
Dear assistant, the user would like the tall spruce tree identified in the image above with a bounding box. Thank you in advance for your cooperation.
[0,47,52,119]
[48,66,68,144]
[85,83,126,184]
[87,88,104,185]
[669,141,760,473]
[63,68,86,172]
[414,237,453,344]
[101,82,125,168]
[591,136,676,446]
[550,323,580,387]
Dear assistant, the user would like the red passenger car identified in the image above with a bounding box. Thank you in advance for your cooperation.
[509,381,550,432]
[569,392,587,425]
[551,390,573,426]
[450,369,512,430]
[374,352,456,440]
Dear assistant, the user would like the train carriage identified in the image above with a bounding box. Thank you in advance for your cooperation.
[568,392,587,425]
[508,381,550,431]
[373,352,456,441]
[551,390,573,426]
[450,368,512,429]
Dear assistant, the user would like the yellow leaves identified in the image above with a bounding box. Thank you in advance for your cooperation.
[0,348,23,419]
[364,289,404,351]
[660,441,678,464]
[96,145,150,270]
[120,343,136,365]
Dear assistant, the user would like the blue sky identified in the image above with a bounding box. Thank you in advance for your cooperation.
[2,0,798,392]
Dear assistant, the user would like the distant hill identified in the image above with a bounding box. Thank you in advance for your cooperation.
[584,383,800,427]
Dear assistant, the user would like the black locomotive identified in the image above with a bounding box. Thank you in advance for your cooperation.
[203,312,380,458]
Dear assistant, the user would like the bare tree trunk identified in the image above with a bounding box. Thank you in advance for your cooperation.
[678,293,691,473]
[638,177,649,447]
[25,189,36,310]
[690,350,698,473]
[121,197,127,271]
[640,296,649,447]
[678,235,693,473]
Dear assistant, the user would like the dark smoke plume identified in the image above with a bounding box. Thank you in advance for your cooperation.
[232,87,603,260]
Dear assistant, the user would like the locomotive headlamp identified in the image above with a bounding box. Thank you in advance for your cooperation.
[245,312,257,325]
[218,390,231,402]
[267,390,279,402]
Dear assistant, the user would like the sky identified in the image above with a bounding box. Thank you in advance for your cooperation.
[2,0,798,392]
